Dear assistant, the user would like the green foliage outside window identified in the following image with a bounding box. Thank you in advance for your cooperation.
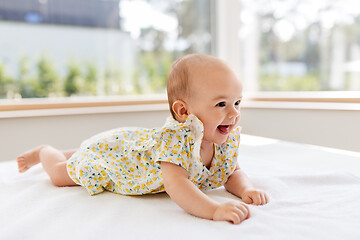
[259,73,321,91]
[0,52,172,99]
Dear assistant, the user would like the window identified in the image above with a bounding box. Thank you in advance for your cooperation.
[0,0,214,100]
[237,0,360,92]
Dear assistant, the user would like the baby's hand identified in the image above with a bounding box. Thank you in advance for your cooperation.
[241,189,269,205]
[213,202,250,224]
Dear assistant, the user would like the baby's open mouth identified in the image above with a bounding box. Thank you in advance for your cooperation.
[217,125,230,135]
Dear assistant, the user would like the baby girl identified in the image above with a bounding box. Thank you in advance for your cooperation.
[17,54,269,224]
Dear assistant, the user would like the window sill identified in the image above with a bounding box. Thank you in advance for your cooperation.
[0,92,359,118]
[0,95,169,119]
[0,103,170,119]
[0,95,168,111]
[242,91,360,111]
[244,91,360,103]
[241,101,360,111]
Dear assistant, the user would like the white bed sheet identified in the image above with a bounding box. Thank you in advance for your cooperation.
[1,135,360,240]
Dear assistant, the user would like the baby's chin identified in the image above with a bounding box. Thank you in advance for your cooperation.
[215,139,228,145]
[202,129,231,145]
[210,136,229,146]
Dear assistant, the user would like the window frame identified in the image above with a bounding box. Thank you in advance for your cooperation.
[0,95,168,112]
[244,91,360,103]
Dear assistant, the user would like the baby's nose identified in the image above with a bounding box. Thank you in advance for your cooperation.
[228,106,240,119]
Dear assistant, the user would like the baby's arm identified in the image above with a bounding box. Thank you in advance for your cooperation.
[160,162,249,224]
[225,163,269,205]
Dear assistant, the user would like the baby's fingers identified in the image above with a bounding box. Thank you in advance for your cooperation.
[239,203,250,219]
[243,191,270,205]
[228,212,241,224]
[231,203,249,223]
[214,202,250,224]
[241,194,254,204]
[255,192,269,205]
[255,193,268,205]
[251,193,262,205]
[260,192,270,205]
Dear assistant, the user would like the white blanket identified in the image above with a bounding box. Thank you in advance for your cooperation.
[1,135,360,240]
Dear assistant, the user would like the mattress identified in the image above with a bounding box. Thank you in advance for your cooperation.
[1,134,360,240]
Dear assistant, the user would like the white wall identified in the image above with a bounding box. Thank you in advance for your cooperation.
[1,104,359,161]
[241,105,360,152]
[0,108,170,161]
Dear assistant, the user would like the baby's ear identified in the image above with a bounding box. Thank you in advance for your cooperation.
[172,100,189,123]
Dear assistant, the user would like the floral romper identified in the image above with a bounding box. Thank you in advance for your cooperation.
[66,114,241,195]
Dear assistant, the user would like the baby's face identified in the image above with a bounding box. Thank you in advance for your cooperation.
[186,61,242,145]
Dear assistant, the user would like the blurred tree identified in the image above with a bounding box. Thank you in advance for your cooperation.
[259,73,320,91]
[104,61,124,95]
[133,0,213,94]
[35,56,60,97]
[132,68,143,94]
[0,62,14,98]
[173,0,212,55]
[140,51,171,93]
[83,63,97,96]
[64,62,81,96]
[17,57,37,98]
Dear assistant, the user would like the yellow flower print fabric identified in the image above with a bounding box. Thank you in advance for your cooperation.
[67,114,241,195]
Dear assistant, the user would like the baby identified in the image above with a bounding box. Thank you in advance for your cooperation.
[17,54,269,224]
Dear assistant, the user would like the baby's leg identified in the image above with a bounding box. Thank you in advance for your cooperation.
[17,145,47,173]
[39,146,78,187]
[62,148,78,160]
[17,145,77,187]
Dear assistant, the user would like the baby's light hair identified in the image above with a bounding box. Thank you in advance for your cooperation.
[167,54,219,119]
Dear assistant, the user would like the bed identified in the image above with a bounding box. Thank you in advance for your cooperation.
[1,134,360,240]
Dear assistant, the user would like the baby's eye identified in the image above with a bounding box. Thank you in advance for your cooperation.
[216,102,226,107]
[235,100,241,106]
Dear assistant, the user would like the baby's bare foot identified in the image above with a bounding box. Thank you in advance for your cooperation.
[17,145,47,173]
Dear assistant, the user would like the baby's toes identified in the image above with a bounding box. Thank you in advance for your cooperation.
[17,155,28,173]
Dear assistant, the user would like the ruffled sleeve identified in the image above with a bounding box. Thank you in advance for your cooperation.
[219,125,241,174]
[198,125,242,191]
[155,114,204,171]
[220,125,241,164]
